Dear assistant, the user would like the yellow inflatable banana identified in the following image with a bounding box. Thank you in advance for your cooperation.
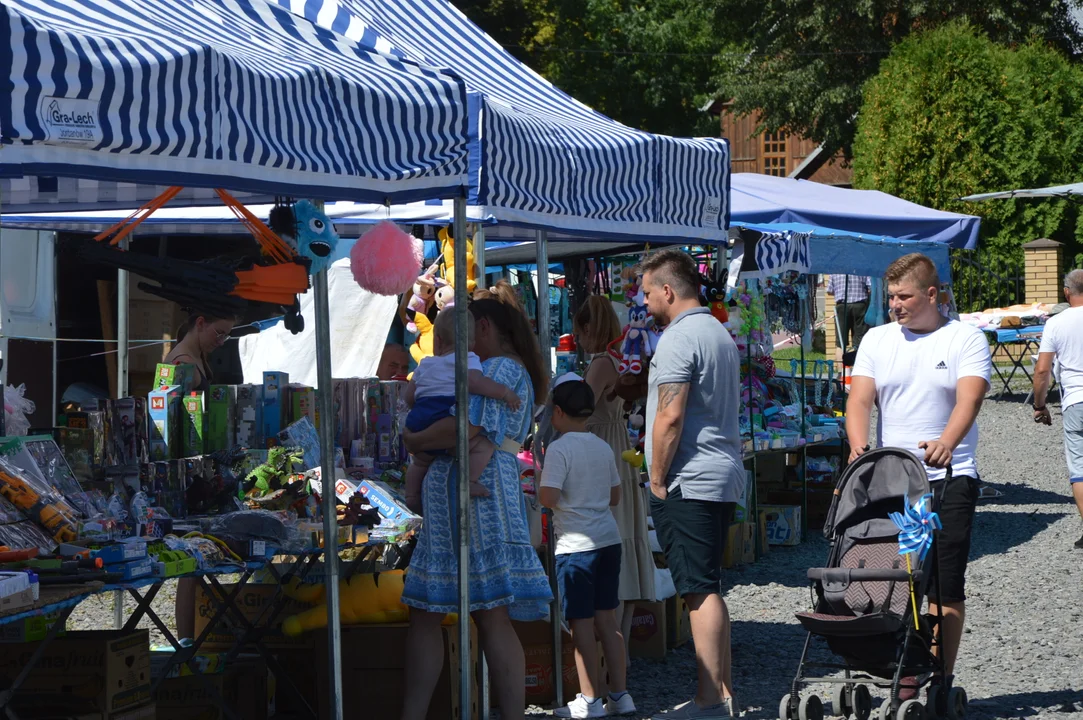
[281,570,410,636]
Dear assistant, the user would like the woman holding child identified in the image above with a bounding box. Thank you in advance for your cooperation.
[400,298,552,720]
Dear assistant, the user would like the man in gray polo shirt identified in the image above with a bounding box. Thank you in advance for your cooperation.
[640,248,744,720]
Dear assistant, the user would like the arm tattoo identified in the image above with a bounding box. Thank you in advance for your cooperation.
[657,382,687,412]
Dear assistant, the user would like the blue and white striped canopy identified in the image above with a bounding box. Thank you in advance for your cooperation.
[273,0,731,243]
[0,0,471,212]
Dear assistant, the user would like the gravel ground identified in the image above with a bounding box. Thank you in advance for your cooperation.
[523,398,1083,719]
[66,398,1083,718]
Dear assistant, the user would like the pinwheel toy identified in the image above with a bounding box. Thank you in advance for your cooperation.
[889,493,942,627]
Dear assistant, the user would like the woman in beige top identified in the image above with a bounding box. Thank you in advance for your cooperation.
[573,296,655,659]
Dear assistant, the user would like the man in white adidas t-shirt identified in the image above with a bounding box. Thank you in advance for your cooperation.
[1033,268,1083,549]
[847,253,991,688]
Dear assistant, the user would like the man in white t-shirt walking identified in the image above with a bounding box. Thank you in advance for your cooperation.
[1033,269,1083,548]
[847,253,991,691]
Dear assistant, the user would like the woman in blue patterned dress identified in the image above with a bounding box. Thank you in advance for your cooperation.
[400,298,552,720]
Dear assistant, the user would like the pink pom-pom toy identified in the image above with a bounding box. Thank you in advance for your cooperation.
[350,221,423,296]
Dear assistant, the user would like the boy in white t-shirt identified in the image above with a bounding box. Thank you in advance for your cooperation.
[540,376,634,719]
[847,253,991,696]
[403,309,520,512]
[1033,268,1083,548]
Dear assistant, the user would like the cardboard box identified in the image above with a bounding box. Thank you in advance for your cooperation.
[741,522,757,565]
[206,386,236,453]
[513,620,606,707]
[155,658,267,720]
[665,595,691,649]
[181,393,204,458]
[271,648,319,719]
[758,511,770,558]
[629,601,667,659]
[357,479,420,526]
[148,386,182,461]
[261,372,289,442]
[722,522,744,568]
[153,363,196,393]
[761,505,802,546]
[734,468,754,523]
[289,385,317,428]
[0,611,66,643]
[0,630,150,716]
[315,623,477,720]
[192,583,313,651]
[235,385,262,449]
[277,416,321,472]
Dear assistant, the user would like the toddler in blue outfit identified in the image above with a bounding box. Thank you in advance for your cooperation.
[403,309,520,512]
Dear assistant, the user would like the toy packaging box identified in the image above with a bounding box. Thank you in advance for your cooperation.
[206,386,236,453]
[182,393,205,458]
[235,385,262,449]
[148,386,182,461]
[277,416,321,472]
[154,363,197,393]
[290,385,317,428]
[761,504,802,546]
[261,372,289,442]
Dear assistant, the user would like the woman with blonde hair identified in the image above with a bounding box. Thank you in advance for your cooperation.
[573,295,655,659]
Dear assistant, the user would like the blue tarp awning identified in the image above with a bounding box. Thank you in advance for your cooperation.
[273,0,731,243]
[0,0,471,211]
[734,174,980,249]
[734,222,953,281]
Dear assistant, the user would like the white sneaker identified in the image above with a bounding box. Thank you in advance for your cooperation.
[555,694,607,718]
[606,692,637,715]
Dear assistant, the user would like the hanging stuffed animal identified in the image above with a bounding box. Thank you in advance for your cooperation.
[438,225,478,293]
[434,283,455,311]
[618,302,658,374]
[404,262,442,333]
[269,199,339,276]
[350,221,424,297]
[409,311,436,369]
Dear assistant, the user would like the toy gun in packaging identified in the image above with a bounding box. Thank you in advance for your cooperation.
[0,460,79,543]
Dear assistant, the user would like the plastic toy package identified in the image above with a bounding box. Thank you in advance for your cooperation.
[4,384,35,437]
[0,456,80,544]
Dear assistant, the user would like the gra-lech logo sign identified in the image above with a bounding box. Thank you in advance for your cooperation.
[39,96,102,146]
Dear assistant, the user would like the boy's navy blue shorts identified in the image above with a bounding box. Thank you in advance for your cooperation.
[556,544,622,620]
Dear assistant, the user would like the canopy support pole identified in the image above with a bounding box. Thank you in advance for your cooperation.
[453,196,473,719]
[314,204,344,720]
[536,231,562,707]
[114,237,130,630]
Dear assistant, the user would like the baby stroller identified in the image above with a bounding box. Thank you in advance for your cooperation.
[778,448,968,720]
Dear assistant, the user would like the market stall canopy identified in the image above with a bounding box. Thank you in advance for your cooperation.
[732,222,952,282]
[0,0,471,213]
[735,174,981,249]
[272,0,732,243]
[960,182,1083,201]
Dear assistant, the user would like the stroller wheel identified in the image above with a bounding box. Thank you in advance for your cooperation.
[878,699,893,720]
[896,699,925,720]
[799,694,824,720]
[831,685,853,718]
[779,694,795,720]
[946,687,968,720]
[925,685,943,719]
[853,685,873,720]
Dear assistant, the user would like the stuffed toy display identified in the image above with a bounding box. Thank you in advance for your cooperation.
[403,261,442,333]
[409,311,436,369]
[618,300,659,374]
[703,272,730,324]
[268,200,339,276]
[438,226,478,294]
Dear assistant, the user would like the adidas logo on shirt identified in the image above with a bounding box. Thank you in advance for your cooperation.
[935,361,948,370]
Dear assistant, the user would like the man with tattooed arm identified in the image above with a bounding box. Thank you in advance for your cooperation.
[640,248,745,720]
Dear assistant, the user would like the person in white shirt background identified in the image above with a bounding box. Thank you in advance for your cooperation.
[1032,268,1083,549]
[846,253,992,696]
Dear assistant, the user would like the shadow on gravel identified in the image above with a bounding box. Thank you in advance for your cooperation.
[969,510,1063,562]
[967,689,1082,718]
[975,480,1073,507]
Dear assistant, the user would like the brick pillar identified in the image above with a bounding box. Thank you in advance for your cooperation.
[1023,238,1063,305]
[823,282,840,360]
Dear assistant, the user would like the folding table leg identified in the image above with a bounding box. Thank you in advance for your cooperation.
[0,604,78,718]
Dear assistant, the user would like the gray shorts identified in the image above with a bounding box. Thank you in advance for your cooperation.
[1064,403,1083,483]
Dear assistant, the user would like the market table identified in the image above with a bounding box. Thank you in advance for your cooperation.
[983,326,1044,397]
[0,539,389,720]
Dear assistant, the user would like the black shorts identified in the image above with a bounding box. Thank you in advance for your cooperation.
[926,474,980,604]
[650,486,735,597]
